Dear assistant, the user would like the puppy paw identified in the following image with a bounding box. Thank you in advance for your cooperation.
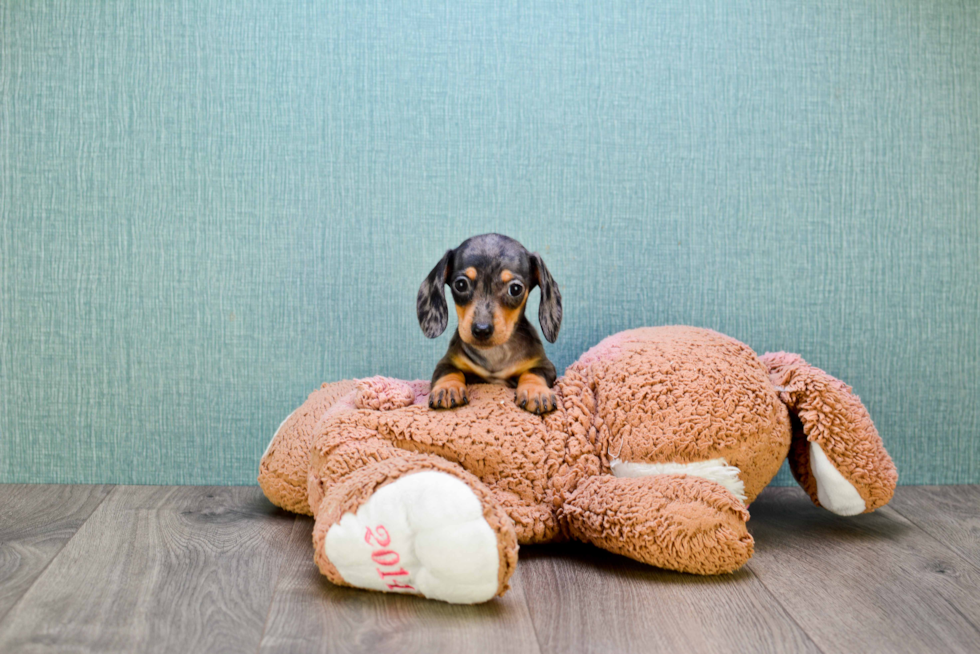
[515,379,557,415]
[429,376,468,409]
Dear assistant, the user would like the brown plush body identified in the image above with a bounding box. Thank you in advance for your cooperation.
[259,326,897,604]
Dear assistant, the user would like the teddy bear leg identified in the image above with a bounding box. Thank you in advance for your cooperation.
[563,474,754,574]
[311,454,518,604]
[761,352,898,515]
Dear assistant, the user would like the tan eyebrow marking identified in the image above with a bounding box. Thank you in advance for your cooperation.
[464,267,477,280]
[500,270,514,283]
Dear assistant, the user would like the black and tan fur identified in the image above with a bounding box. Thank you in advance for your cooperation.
[417,234,562,414]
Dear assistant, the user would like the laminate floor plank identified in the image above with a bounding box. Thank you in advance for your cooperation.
[888,485,980,569]
[4,484,978,654]
[0,484,113,622]
[0,486,294,654]
[258,516,542,654]
[519,541,820,654]
[747,486,980,654]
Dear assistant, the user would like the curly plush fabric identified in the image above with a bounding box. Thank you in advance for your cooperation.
[258,379,357,515]
[760,352,897,512]
[259,326,898,604]
[354,376,421,411]
[564,474,754,574]
[568,327,792,502]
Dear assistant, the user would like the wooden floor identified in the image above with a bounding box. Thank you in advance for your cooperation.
[0,485,977,654]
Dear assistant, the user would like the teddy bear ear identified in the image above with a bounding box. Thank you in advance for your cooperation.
[417,249,454,338]
[530,252,562,343]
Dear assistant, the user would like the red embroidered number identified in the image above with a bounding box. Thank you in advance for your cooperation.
[364,525,414,591]
[364,526,391,547]
[370,549,400,567]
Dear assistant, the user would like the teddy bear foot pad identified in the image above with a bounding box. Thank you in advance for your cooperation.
[808,442,866,515]
[322,471,502,604]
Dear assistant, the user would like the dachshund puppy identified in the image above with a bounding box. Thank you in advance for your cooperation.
[417,234,562,414]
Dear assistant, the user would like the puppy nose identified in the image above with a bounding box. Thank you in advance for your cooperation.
[471,323,493,340]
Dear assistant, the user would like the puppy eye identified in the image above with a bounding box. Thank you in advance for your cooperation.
[508,282,524,297]
[453,279,469,293]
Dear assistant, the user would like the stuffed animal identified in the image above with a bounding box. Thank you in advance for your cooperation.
[259,326,897,604]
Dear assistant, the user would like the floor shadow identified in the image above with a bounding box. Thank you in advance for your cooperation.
[520,541,756,587]
[748,487,914,542]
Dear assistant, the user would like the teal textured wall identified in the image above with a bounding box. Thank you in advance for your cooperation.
[1,0,978,486]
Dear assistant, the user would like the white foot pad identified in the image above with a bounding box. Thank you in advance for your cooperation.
[610,457,747,503]
[324,471,500,604]
[810,442,867,516]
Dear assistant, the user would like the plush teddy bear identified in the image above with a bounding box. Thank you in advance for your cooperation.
[259,326,897,604]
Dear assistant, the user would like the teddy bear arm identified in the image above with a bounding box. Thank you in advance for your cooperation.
[258,380,358,515]
[563,474,754,575]
[311,450,519,605]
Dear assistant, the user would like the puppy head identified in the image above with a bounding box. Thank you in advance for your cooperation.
[417,234,562,347]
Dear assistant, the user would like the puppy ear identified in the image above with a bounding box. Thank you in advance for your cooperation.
[417,249,454,338]
[530,252,562,343]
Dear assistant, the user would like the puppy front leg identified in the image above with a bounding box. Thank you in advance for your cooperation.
[515,367,557,415]
[429,361,468,409]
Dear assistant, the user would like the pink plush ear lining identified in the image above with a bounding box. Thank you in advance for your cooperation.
[355,376,418,410]
[760,352,898,512]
